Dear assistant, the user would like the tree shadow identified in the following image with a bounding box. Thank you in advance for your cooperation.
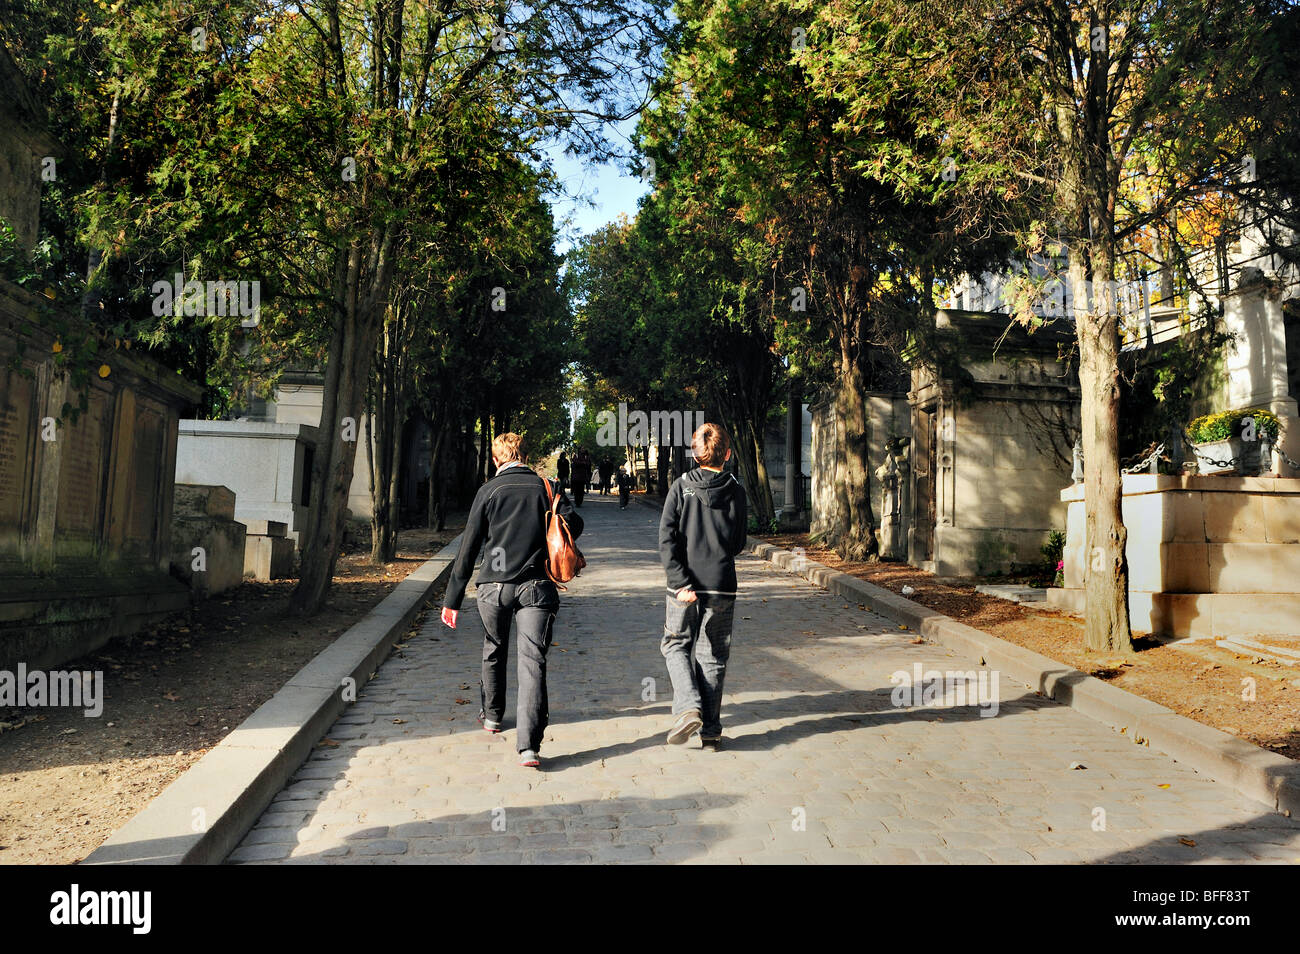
[1087,808,1300,864]
[230,793,740,865]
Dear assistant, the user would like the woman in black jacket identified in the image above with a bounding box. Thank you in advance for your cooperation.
[441,433,583,768]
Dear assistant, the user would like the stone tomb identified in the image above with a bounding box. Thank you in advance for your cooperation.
[242,518,293,582]
[175,419,315,548]
[0,280,202,671]
[169,484,246,598]
[1048,474,1300,641]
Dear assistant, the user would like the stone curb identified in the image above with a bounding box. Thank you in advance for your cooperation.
[81,535,464,865]
[746,537,1300,817]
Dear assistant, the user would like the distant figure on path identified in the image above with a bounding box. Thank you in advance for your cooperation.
[557,450,570,486]
[598,460,614,495]
[441,432,583,768]
[571,449,591,507]
[617,466,633,509]
[657,423,747,747]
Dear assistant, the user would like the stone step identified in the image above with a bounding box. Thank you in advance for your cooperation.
[975,584,1048,604]
[1216,634,1300,666]
[241,519,287,538]
[1049,587,1300,640]
[174,483,236,521]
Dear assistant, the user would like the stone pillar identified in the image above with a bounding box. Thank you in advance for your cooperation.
[1221,260,1300,471]
[780,385,806,527]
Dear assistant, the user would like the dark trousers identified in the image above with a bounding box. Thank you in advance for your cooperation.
[571,481,585,506]
[475,578,559,752]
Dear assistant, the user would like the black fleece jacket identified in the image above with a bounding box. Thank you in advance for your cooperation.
[444,463,583,610]
[658,466,748,596]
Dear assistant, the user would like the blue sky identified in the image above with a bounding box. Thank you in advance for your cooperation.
[544,119,650,255]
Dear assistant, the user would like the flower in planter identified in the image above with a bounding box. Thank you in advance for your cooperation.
[1187,408,1281,444]
[1188,408,1281,475]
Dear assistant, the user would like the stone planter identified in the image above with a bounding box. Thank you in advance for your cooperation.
[1191,436,1272,476]
[1192,437,1240,475]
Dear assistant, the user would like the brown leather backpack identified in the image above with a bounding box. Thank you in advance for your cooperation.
[541,478,586,588]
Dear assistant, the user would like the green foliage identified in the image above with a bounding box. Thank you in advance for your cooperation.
[0,222,64,291]
[1041,530,1066,567]
[1187,408,1281,444]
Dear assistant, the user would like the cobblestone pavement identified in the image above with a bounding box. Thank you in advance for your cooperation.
[231,494,1300,864]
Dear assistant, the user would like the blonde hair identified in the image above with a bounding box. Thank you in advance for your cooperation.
[691,422,730,468]
[492,432,528,464]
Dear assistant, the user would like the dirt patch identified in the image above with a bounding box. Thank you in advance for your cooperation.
[761,533,1300,761]
[0,521,462,865]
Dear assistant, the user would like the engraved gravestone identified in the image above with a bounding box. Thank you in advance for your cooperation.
[0,367,35,532]
[55,392,109,546]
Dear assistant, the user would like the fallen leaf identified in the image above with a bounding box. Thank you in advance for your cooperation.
[392,718,406,724]
[1157,783,1171,789]
[162,691,180,701]
[453,698,470,705]
[1179,837,1197,847]
[910,637,924,644]
[318,738,340,747]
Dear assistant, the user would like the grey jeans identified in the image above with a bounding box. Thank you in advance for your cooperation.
[475,578,559,752]
[660,592,736,737]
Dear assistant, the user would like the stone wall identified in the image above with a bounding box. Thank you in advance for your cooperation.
[809,390,910,542]
[0,279,202,670]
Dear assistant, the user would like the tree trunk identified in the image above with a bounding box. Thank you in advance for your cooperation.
[289,297,381,615]
[726,415,774,529]
[290,216,399,616]
[426,414,446,530]
[366,382,383,563]
[477,410,490,484]
[369,307,405,565]
[1075,238,1135,653]
[1059,49,1135,655]
[830,339,879,561]
[382,409,403,561]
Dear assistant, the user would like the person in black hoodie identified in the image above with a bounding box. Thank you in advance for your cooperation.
[441,432,583,768]
[657,422,747,747]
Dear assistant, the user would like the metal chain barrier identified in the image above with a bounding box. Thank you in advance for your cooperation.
[1276,446,1300,472]
[1120,442,1166,474]
[1080,424,1298,476]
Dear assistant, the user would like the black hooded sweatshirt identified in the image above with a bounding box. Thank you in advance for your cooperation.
[658,466,748,597]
